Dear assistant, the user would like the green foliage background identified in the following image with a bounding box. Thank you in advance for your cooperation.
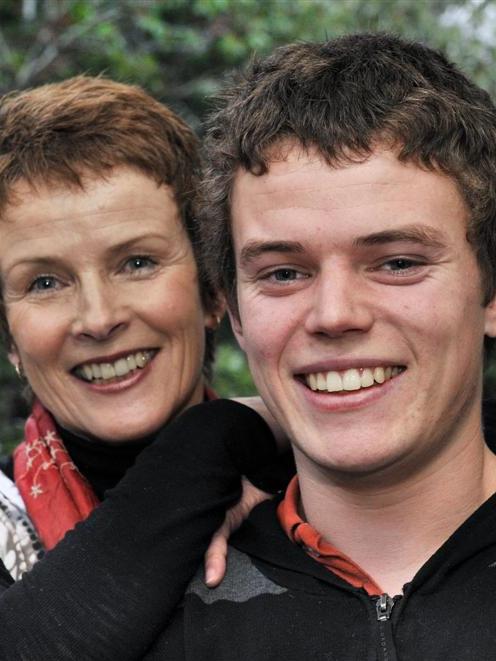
[0,0,495,450]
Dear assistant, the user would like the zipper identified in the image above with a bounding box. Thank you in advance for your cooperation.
[376,593,395,622]
[374,593,399,661]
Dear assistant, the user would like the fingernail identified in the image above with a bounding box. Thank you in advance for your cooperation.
[205,567,215,587]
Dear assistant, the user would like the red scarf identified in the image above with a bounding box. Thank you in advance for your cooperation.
[13,400,100,550]
[14,389,218,551]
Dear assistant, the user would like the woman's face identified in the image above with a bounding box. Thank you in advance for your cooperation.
[1,167,216,442]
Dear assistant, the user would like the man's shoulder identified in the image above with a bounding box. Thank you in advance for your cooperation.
[187,545,288,607]
[187,500,293,608]
[188,498,339,607]
[151,511,359,661]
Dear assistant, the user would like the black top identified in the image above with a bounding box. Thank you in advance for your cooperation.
[0,400,278,661]
[145,491,496,660]
[57,426,153,498]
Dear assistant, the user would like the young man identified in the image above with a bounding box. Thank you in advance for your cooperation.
[151,34,496,658]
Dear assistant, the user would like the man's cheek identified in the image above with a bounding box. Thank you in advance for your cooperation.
[246,323,284,363]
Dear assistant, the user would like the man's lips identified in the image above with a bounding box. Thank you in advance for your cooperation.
[72,349,158,383]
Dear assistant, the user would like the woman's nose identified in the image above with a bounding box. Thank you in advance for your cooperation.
[70,278,129,341]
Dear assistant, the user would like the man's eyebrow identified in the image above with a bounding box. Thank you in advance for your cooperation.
[353,226,447,249]
[239,241,305,266]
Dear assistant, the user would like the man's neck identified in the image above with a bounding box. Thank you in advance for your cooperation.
[295,427,496,597]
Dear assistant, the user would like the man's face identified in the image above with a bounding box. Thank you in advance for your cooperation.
[230,144,496,481]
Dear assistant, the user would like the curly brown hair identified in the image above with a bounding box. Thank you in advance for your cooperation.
[201,33,496,327]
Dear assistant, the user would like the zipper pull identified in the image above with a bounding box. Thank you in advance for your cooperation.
[375,593,395,621]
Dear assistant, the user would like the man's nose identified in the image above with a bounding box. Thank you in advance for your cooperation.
[304,267,374,338]
[71,277,129,341]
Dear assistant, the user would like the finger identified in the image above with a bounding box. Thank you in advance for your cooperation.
[204,527,228,588]
[203,481,272,588]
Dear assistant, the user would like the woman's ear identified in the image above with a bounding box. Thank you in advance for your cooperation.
[8,345,23,378]
[8,345,19,370]
[204,294,227,331]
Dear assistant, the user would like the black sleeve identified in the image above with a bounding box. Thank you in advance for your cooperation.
[245,450,296,494]
[0,399,277,661]
[483,398,496,452]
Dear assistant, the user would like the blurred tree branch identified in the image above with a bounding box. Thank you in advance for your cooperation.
[14,5,119,86]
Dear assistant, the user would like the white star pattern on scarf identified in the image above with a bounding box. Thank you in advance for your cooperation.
[29,484,43,498]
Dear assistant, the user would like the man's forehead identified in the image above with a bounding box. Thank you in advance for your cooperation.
[229,143,471,267]
[232,143,451,200]
[231,144,466,221]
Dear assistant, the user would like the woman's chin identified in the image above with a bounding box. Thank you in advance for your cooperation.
[55,406,171,445]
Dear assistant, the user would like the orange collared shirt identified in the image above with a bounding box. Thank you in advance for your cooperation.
[277,476,382,596]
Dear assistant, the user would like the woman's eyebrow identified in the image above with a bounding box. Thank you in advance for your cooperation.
[107,233,170,253]
[4,256,62,273]
[353,225,447,249]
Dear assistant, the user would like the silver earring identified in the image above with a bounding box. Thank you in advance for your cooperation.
[15,362,24,379]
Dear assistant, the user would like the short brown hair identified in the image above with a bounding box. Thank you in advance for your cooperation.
[0,75,218,375]
[201,33,496,320]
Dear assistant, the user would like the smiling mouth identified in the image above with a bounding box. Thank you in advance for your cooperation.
[303,366,405,393]
[74,350,157,383]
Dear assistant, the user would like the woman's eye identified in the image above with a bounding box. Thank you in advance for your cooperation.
[123,256,157,272]
[28,276,59,293]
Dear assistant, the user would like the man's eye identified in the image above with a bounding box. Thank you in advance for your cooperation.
[269,268,301,282]
[381,258,421,272]
[28,276,59,292]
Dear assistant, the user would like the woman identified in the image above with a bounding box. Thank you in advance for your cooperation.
[0,76,284,659]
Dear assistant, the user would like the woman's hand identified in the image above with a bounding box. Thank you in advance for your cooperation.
[204,477,270,587]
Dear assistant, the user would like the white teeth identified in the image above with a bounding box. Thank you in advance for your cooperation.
[342,369,361,391]
[75,350,153,383]
[317,373,327,389]
[360,368,374,388]
[326,371,343,392]
[305,365,403,393]
[100,363,115,380]
[373,367,385,384]
[114,358,128,377]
